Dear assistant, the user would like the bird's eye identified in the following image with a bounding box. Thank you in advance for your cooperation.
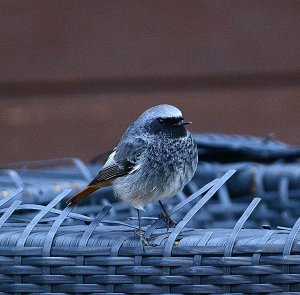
[157,118,164,125]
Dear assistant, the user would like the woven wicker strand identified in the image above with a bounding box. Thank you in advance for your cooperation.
[1,134,300,293]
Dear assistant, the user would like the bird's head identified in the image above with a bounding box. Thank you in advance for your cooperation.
[138,104,192,137]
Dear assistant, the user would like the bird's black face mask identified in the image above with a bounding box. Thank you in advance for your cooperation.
[148,116,191,137]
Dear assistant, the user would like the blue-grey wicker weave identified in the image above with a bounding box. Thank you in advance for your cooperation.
[1,133,300,294]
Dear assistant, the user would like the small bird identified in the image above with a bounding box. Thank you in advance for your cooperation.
[67,104,198,241]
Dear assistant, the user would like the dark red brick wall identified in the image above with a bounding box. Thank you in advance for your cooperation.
[1,1,299,164]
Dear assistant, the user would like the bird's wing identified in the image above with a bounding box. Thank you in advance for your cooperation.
[89,138,146,186]
[66,138,146,205]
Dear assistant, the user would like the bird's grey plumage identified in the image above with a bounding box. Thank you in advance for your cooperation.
[66,104,198,242]
[95,104,198,210]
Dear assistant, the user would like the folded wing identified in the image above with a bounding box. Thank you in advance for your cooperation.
[66,138,146,204]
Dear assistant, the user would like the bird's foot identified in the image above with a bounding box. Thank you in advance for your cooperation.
[159,213,178,231]
[134,229,149,246]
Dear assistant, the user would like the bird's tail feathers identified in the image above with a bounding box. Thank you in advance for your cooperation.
[66,185,98,204]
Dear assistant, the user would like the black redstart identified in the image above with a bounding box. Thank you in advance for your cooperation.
[67,104,198,242]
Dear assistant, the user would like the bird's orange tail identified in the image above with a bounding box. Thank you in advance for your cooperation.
[66,185,98,204]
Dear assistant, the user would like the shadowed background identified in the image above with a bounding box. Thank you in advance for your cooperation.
[1,0,299,164]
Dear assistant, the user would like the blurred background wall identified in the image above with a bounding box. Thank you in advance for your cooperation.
[1,0,299,164]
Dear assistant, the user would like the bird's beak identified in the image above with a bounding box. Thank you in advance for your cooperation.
[174,119,192,126]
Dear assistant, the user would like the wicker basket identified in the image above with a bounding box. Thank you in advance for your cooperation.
[1,134,300,293]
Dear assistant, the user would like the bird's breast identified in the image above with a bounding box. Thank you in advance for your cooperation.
[112,133,197,209]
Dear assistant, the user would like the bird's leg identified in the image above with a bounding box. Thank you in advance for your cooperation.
[159,201,177,231]
[138,209,141,230]
[135,209,149,246]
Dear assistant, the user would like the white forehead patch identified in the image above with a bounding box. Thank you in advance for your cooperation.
[141,104,183,120]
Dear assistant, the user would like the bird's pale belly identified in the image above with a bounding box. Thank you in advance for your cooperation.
[112,163,193,210]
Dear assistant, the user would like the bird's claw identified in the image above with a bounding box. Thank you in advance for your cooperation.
[135,229,149,246]
[159,213,177,231]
